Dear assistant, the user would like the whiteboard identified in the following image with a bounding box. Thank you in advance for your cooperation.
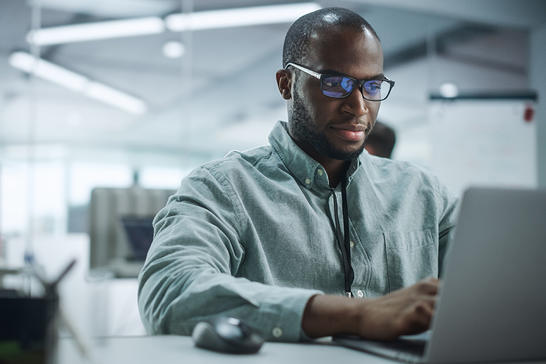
[429,99,537,196]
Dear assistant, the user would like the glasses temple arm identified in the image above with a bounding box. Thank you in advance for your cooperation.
[285,62,322,80]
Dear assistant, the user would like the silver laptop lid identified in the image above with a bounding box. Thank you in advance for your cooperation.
[426,187,546,363]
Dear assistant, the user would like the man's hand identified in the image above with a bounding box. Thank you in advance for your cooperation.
[354,277,439,340]
[302,278,439,340]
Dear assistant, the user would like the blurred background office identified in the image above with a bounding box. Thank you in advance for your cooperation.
[0,0,545,340]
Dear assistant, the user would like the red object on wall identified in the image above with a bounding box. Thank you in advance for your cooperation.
[524,104,534,123]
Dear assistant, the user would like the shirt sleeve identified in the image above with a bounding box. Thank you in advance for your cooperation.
[433,178,459,275]
[137,165,321,342]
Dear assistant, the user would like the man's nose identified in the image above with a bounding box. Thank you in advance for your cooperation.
[341,87,368,117]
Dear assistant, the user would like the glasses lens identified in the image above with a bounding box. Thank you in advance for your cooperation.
[321,75,355,98]
[362,80,391,100]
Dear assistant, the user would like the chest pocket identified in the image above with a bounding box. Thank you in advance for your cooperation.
[384,229,438,292]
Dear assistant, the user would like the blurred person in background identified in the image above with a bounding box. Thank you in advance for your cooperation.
[364,120,396,158]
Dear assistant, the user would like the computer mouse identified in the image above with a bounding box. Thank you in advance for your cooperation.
[192,316,264,354]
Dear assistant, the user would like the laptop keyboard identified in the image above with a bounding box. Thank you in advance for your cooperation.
[334,334,427,363]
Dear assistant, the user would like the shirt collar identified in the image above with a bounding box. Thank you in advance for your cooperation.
[268,121,364,191]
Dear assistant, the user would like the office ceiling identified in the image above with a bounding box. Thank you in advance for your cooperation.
[0,0,544,165]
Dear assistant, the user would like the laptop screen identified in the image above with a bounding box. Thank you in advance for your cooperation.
[120,215,155,261]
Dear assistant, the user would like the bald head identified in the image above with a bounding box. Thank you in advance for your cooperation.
[282,7,380,68]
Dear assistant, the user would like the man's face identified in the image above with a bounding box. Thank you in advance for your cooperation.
[287,27,384,162]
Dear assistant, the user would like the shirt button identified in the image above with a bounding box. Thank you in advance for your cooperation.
[305,178,311,185]
[317,169,324,176]
[356,290,364,298]
[272,327,283,338]
[350,241,355,248]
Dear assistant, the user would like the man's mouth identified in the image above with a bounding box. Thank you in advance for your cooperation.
[329,123,367,142]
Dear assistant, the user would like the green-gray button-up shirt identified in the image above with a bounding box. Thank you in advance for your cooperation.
[138,121,458,342]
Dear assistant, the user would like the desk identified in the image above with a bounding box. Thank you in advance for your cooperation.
[58,336,546,364]
[58,335,397,364]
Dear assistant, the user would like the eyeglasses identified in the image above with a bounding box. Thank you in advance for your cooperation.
[285,62,395,101]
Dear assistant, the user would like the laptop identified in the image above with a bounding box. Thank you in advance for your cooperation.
[334,187,546,363]
[120,215,155,261]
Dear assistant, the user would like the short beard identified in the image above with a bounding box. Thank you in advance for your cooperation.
[289,92,365,161]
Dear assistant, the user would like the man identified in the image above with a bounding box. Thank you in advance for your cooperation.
[138,8,457,342]
[364,120,397,158]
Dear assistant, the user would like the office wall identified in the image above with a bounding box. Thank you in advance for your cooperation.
[429,99,537,196]
[530,24,546,187]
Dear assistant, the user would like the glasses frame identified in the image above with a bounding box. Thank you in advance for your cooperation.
[285,62,395,102]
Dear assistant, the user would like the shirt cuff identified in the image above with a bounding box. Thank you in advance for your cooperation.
[256,288,323,342]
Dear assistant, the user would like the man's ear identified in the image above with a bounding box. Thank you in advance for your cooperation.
[275,69,292,100]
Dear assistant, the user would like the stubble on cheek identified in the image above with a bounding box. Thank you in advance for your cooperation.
[291,94,365,161]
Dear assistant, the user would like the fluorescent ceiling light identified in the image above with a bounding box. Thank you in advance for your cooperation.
[9,52,147,115]
[9,52,89,91]
[165,3,322,31]
[27,17,165,45]
[25,3,321,45]
[86,81,147,114]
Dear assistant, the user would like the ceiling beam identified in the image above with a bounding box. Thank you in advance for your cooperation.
[349,0,546,28]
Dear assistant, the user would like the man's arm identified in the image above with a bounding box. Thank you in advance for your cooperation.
[138,166,322,342]
[302,278,439,340]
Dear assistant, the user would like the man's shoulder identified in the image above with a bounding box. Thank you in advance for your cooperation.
[191,145,277,180]
[364,154,442,188]
[365,153,423,174]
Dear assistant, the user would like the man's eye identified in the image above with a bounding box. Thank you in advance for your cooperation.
[365,81,382,92]
[341,78,355,92]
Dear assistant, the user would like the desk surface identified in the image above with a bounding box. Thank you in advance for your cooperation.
[58,335,396,364]
[58,335,546,364]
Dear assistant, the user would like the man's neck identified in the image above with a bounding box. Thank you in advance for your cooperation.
[292,139,349,188]
[322,159,349,188]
